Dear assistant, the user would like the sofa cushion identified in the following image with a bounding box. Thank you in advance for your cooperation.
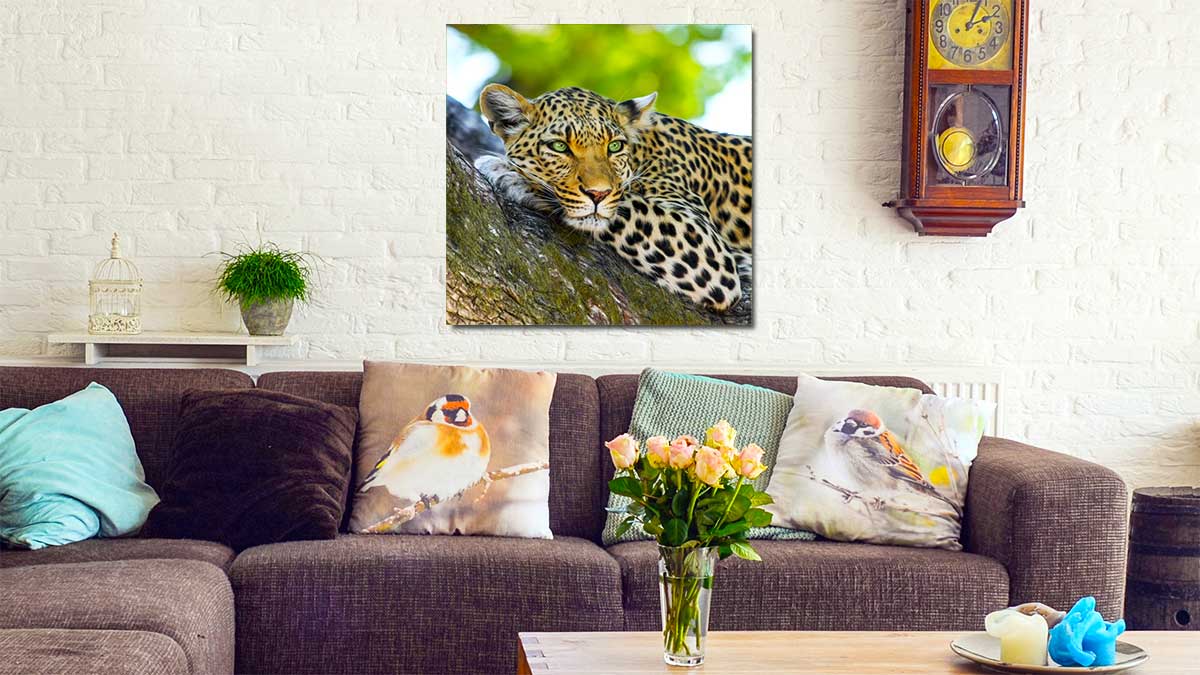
[257,371,605,541]
[350,361,556,537]
[596,374,936,460]
[608,539,1008,631]
[142,388,357,552]
[0,560,235,675]
[0,367,254,491]
[230,533,623,675]
[0,628,188,675]
[0,538,236,572]
[601,368,813,545]
[0,382,159,549]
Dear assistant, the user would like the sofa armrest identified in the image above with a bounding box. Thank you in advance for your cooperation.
[965,436,1129,618]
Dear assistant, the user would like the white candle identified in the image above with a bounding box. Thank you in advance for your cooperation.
[985,609,1049,666]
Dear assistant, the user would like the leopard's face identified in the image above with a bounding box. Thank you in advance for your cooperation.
[479,86,656,231]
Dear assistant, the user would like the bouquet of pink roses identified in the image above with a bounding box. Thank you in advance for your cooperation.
[605,419,773,560]
[606,421,773,665]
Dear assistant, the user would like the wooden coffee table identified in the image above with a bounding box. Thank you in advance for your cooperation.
[517,631,1195,674]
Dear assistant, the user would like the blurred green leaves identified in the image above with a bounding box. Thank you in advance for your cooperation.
[450,24,750,121]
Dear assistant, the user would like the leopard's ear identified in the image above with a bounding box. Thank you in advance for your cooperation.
[479,84,534,142]
[617,92,657,129]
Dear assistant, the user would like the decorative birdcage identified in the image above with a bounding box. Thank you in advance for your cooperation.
[88,233,142,335]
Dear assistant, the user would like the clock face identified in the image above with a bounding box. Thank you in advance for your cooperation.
[929,0,1013,70]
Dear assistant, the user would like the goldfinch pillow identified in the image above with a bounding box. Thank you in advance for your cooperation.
[765,374,994,550]
[350,361,556,538]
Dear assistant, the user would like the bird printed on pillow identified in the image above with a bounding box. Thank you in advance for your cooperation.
[824,408,961,515]
[358,394,491,524]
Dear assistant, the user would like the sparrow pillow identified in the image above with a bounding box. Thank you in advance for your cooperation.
[350,361,557,538]
[766,374,994,551]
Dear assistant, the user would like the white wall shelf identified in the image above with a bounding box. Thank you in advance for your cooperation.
[47,332,299,367]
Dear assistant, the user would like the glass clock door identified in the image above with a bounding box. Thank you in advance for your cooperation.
[926,84,1010,187]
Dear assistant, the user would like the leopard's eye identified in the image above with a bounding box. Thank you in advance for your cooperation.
[608,140,626,153]
[548,140,569,153]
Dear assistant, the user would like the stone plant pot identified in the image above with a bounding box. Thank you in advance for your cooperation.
[239,297,294,336]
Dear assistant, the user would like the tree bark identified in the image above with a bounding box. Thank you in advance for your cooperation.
[445,96,752,326]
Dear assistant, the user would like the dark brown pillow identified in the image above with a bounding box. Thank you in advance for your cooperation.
[142,388,357,552]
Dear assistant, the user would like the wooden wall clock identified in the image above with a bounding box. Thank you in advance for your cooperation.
[886,0,1029,236]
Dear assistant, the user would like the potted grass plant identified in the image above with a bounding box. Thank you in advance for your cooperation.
[216,243,313,336]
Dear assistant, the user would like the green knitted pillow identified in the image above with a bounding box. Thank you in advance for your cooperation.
[601,368,816,545]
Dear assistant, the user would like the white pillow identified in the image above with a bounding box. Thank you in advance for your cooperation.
[766,374,994,550]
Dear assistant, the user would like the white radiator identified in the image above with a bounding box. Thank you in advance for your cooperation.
[924,377,1003,436]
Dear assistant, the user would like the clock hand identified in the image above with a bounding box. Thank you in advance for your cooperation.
[965,0,984,29]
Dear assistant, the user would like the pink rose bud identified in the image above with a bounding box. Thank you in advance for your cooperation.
[606,433,638,470]
[669,434,698,469]
[736,443,767,479]
[645,435,670,468]
[694,447,727,487]
[705,419,736,448]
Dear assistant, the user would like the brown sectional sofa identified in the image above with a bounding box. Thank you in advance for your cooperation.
[0,367,1130,675]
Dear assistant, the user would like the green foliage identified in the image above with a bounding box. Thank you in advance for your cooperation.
[451,24,750,120]
[216,243,312,306]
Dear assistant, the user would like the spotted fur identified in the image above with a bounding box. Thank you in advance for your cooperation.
[475,85,752,312]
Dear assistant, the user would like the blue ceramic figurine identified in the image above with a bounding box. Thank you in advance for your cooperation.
[1047,596,1126,667]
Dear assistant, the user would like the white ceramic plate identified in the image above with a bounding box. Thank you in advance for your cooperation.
[951,633,1149,674]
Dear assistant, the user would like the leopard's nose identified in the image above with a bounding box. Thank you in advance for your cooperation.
[583,188,612,204]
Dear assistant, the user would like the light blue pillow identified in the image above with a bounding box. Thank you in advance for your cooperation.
[0,383,159,549]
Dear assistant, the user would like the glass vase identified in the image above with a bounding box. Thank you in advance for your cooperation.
[658,545,717,667]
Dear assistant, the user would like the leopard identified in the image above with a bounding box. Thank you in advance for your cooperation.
[473,84,752,312]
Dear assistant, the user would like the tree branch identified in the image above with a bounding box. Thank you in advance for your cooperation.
[358,461,550,534]
[445,95,751,326]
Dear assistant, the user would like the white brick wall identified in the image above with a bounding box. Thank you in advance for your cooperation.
[1,0,1198,487]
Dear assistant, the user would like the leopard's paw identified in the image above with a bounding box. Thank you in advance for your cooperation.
[474,155,544,211]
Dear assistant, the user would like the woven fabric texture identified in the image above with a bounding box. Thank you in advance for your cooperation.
[601,369,814,545]
[0,367,254,491]
[0,629,188,675]
[142,388,357,552]
[0,559,234,675]
[0,537,235,572]
[230,533,623,674]
[964,436,1130,618]
[609,539,1009,631]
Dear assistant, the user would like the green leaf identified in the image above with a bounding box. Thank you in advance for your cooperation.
[749,491,774,507]
[717,543,733,560]
[744,507,773,528]
[730,541,761,561]
[711,520,751,538]
[662,518,689,547]
[643,520,663,536]
[608,476,642,499]
[724,492,752,523]
[671,490,690,518]
[614,516,637,539]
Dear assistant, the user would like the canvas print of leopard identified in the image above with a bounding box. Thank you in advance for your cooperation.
[446,25,752,326]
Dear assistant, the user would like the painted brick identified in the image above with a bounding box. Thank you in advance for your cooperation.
[44,129,123,154]
[132,182,212,205]
[0,0,1196,490]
